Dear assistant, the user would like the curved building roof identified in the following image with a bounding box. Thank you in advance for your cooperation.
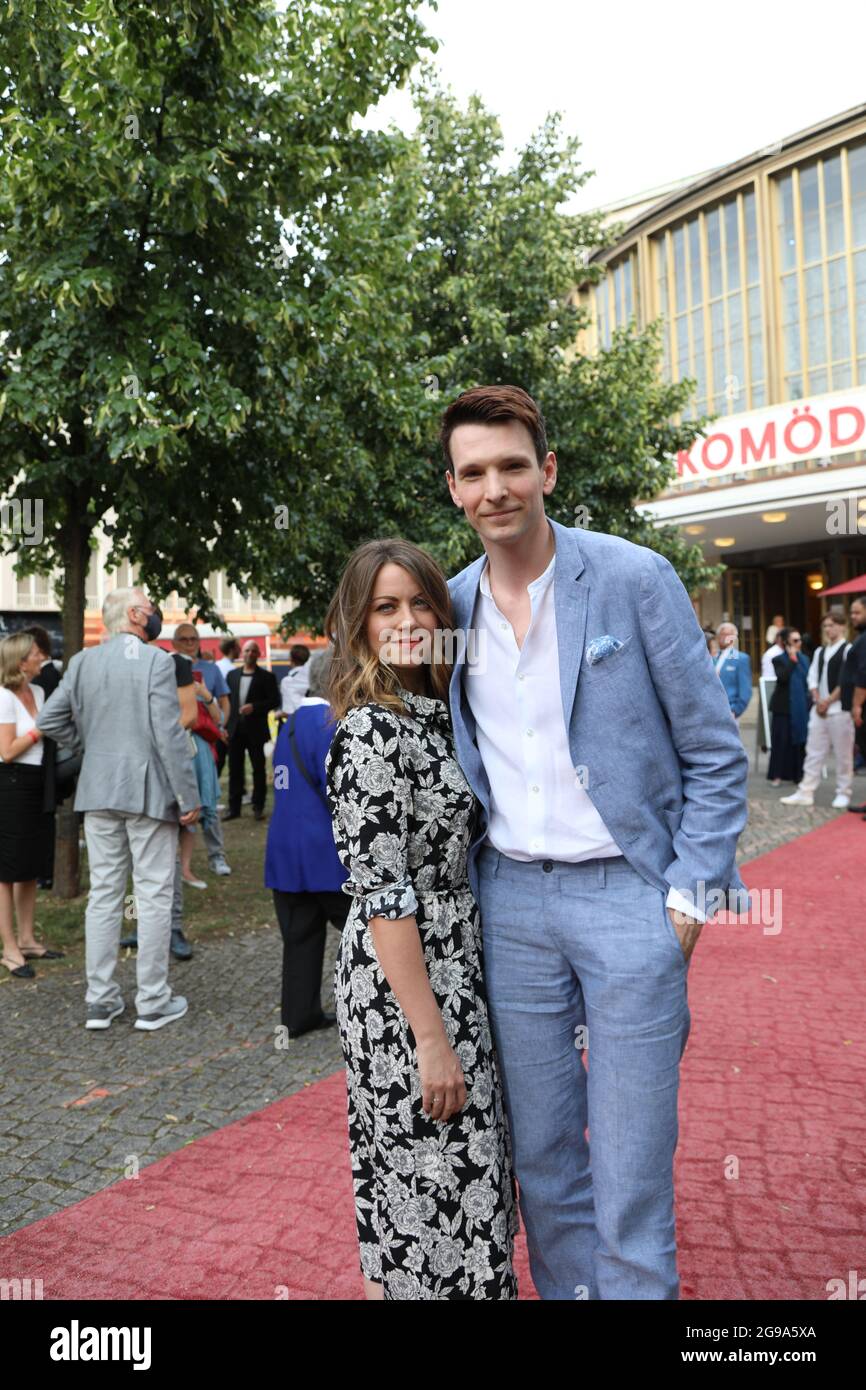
[587,101,866,265]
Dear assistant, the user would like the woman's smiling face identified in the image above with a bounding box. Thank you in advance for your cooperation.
[365,563,438,671]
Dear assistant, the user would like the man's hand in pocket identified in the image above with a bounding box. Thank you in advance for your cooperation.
[669,908,704,962]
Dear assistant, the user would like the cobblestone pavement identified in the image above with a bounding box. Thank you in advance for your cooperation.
[0,925,344,1237]
[736,706,865,856]
[2,719,863,1238]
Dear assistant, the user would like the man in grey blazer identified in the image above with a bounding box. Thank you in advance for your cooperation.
[37,588,201,1031]
[442,386,749,1300]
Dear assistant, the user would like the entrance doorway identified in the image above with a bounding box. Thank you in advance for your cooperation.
[724,568,762,674]
[764,563,826,651]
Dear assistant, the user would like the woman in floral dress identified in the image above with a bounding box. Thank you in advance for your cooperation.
[324,538,518,1301]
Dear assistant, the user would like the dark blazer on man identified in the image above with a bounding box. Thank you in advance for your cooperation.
[32,660,61,699]
[226,665,280,742]
[840,632,866,712]
[32,661,62,811]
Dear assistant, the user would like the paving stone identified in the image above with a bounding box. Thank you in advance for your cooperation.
[0,1195,39,1225]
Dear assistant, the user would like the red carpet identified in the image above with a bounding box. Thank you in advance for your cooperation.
[3,813,864,1300]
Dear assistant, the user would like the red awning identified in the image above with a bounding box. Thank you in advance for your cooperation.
[822,573,866,595]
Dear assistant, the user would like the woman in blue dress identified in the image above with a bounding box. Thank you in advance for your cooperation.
[265,650,349,1038]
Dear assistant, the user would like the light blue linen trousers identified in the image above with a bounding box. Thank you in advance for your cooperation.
[477,843,691,1300]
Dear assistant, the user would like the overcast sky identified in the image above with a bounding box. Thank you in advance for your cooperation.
[363,0,866,211]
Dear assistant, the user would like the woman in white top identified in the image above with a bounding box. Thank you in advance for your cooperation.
[0,633,62,977]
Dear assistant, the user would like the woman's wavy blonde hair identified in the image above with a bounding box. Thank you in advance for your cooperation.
[0,632,37,691]
[325,538,455,720]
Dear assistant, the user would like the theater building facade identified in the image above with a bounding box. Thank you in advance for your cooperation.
[579,103,866,674]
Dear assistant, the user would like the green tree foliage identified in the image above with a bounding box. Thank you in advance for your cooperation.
[258,83,724,629]
[1,6,720,655]
[0,0,434,653]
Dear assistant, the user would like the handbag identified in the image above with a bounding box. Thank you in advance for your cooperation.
[192,696,222,745]
[287,711,329,809]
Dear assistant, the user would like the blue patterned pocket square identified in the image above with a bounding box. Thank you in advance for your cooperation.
[585,634,630,666]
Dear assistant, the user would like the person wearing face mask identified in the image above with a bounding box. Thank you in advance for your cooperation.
[767,627,811,787]
[36,588,201,1031]
[119,610,201,960]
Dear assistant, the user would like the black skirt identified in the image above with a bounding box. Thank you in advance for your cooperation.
[767,712,806,784]
[0,761,48,883]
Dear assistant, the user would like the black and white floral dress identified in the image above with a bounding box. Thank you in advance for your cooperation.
[325,687,518,1300]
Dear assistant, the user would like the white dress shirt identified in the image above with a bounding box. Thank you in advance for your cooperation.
[761,645,781,680]
[465,550,703,922]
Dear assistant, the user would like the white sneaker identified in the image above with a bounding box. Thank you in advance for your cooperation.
[831,795,850,809]
[210,858,232,876]
[86,1000,125,1030]
[780,791,814,806]
[135,995,189,1031]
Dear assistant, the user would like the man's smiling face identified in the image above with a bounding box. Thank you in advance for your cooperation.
[445,418,557,548]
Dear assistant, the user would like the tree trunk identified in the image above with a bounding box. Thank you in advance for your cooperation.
[53,488,89,900]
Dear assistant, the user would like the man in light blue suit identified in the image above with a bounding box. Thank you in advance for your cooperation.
[714,622,753,719]
[442,386,749,1300]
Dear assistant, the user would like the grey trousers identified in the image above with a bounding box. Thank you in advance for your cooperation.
[83,810,177,1015]
[172,847,184,932]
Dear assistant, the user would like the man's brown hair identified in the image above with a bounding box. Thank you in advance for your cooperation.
[439,385,548,471]
[21,623,52,657]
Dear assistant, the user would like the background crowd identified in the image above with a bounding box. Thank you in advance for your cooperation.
[0,584,864,1029]
[702,600,866,802]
